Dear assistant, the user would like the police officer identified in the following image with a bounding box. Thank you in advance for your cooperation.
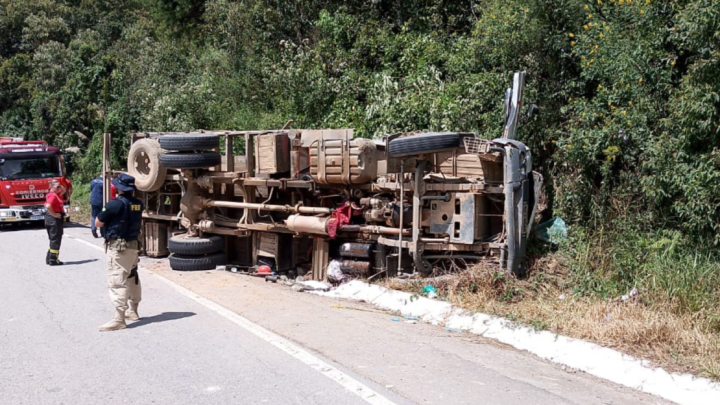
[44,180,66,266]
[95,173,144,332]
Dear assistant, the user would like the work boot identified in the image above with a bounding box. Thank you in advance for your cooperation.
[91,229,98,239]
[98,309,126,332]
[48,252,63,266]
[125,303,140,322]
[46,250,52,265]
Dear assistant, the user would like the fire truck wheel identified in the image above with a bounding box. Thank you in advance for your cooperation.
[160,151,221,169]
[169,252,226,271]
[168,233,224,255]
[158,133,220,151]
[127,138,167,192]
[388,132,462,158]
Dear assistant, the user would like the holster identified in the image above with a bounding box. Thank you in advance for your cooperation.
[128,263,140,285]
[106,238,129,252]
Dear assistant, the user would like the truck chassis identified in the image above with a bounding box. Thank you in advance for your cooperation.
[125,73,541,279]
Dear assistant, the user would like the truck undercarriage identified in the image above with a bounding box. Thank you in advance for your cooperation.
[124,72,542,279]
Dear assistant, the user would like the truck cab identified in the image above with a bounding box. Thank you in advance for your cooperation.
[0,137,72,224]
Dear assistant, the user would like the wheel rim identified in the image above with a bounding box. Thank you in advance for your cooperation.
[134,151,151,178]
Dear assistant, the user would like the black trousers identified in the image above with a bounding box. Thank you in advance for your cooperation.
[45,214,64,251]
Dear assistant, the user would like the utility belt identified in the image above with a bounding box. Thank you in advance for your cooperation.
[45,212,65,218]
[104,238,138,252]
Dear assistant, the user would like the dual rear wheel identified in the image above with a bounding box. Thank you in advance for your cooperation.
[126,134,221,192]
[168,233,226,271]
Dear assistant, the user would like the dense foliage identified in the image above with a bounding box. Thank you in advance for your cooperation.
[0,1,718,248]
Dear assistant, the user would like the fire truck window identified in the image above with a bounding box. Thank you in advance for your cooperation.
[0,156,62,180]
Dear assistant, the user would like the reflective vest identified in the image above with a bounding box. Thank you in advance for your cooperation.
[104,195,143,241]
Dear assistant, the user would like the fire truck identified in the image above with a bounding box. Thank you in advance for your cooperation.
[0,137,72,225]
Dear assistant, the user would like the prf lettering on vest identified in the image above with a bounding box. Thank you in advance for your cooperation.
[131,204,141,211]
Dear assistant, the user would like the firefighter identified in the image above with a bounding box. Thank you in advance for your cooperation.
[95,173,144,332]
[44,180,66,266]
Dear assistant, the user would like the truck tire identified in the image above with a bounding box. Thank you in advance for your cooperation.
[388,132,462,157]
[169,252,226,271]
[168,234,224,255]
[159,134,220,151]
[127,139,167,192]
[160,151,221,169]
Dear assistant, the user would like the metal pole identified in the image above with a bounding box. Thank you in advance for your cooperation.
[204,199,332,215]
[411,160,432,274]
[397,160,404,274]
[102,133,111,205]
[338,225,410,235]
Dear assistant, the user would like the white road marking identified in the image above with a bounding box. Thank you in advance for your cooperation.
[152,272,397,405]
[68,235,397,405]
[67,235,104,251]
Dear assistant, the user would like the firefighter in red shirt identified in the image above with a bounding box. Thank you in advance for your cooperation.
[44,180,66,266]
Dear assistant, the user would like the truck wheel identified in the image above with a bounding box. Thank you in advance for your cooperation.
[160,151,221,169]
[169,252,226,271]
[159,134,220,151]
[127,138,167,192]
[168,233,224,255]
[388,132,462,157]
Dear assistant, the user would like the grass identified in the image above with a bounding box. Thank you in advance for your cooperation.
[69,181,92,226]
[384,229,720,380]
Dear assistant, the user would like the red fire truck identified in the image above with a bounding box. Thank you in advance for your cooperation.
[0,137,72,224]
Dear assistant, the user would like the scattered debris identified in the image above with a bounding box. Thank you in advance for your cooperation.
[620,287,638,302]
[422,285,438,299]
[327,260,345,284]
[536,217,567,244]
[294,280,332,292]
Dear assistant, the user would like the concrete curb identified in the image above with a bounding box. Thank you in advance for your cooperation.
[314,280,720,405]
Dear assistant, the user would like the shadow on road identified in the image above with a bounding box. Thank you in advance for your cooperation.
[0,222,45,231]
[62,259,99,265]
[64,222,90,229]
[0,221,88,232]
[127,312,196,328]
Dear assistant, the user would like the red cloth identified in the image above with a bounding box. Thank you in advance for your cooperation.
[111,184,117,199]
[326,201,362,238]
[45,192,64,214]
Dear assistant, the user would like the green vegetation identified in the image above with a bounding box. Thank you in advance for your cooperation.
[1,0,718,368]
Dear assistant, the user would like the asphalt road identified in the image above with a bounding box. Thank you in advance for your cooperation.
[0,223,673,405]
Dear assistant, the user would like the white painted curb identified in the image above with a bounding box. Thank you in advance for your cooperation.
[314,280,720,405]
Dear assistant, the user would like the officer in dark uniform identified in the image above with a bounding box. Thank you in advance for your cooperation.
[95,173,144,332]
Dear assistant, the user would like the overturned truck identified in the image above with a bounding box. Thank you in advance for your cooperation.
[126,72,542,279]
